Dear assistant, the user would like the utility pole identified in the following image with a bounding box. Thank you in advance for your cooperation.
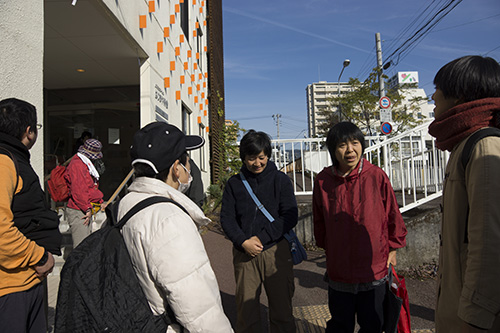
[272,114,281,139]
[375,32,385,98]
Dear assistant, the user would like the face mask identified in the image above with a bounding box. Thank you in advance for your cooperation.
[177,163,193,194]
[92,158,106,176]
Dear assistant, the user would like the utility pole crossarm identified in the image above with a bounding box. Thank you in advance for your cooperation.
[272,114,281,139]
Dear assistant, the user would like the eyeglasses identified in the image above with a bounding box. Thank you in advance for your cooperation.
[36,124,43,129]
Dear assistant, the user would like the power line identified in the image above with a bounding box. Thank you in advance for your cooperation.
[484,45,500,56]
[430,13,500,33]
[384,0,463,67]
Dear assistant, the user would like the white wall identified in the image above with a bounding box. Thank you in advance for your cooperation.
[100,0,210,187]
[0,1,44,180]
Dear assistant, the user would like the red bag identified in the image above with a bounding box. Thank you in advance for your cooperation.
[391,266,411,333]
[47,165,69,202]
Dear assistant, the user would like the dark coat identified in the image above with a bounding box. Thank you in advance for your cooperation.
[220,160,298,252]
[0,133,61,255]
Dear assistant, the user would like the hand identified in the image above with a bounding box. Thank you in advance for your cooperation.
[242,236,263,257]
[34,252,54,279]
[387,250,397,268]
[460,321,487,333]
[100,202,108,211]
[82,210,92,226]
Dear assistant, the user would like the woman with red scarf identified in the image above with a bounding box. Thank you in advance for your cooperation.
[428,55,500,332]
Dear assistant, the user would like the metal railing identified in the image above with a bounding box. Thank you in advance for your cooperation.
[271,121,448,213]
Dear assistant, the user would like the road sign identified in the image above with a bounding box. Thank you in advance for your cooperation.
[381,122,392,135]
[380,108,392,123]
[379,96,391,109]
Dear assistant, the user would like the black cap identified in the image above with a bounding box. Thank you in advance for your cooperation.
[130,122,204,174]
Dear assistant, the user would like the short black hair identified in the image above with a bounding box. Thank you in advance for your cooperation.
[434,55,500,103]
[134,152,188,182]
[326,122,366,167]
[239,130,272,160]
[81,131,92,139]
[0,98,37,140]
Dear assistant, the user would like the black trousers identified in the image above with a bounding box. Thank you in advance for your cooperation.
[326,283,386,333]
[0,282,46,333]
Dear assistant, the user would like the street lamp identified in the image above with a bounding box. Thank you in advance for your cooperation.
[337,59,350,121]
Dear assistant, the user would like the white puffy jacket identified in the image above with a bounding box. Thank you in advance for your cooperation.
[118,177,233,333]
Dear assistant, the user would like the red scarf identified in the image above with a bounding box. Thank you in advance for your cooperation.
[428,98,500,151]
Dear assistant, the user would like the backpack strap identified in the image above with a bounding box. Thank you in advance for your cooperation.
[114,196,188,229]
[460,127,500,244]
[461,127,500,170]
[111,195,188,331]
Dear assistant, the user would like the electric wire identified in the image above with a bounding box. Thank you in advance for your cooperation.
[384,0,463,67]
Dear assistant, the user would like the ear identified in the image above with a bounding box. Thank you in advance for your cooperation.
[171,160,181,180]
[20,126,35,147]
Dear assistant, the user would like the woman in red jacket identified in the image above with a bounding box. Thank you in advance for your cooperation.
[65,138,105,248]
[313,122,407,333]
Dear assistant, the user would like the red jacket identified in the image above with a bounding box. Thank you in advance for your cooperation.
[313,158,407,283]
[65,155,103,212]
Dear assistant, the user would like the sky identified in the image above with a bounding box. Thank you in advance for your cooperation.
[222,0,500,139]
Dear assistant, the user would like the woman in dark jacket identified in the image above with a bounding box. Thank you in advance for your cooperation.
[220,130,298,333]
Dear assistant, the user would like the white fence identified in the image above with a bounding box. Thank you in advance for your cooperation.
[271,121,448,213]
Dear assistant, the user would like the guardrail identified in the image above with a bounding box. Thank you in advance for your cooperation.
[271,121,448,213]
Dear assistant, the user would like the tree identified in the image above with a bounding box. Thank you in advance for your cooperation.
[204,120,244,214]
[317,69,426,137]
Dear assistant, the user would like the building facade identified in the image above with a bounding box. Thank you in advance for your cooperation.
[306,81,351,138]
[305,72,434,138]
[0,0,224,198]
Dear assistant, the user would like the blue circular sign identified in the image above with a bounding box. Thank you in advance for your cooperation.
[379,96,391,109]
[381,122,392,135]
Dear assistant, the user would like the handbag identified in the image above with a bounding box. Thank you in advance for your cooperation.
[240,172,307,265]
[384,265,411,333]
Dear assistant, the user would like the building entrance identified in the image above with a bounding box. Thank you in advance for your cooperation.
[44,86,140,200]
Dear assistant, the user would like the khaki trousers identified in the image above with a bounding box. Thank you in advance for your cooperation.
[67,207,91,248]
[233,238,296,333]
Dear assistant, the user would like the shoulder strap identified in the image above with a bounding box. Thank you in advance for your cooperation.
[240,172,275,223]
[461,127,500,170]
[115,196,188,229]
[460,127,500,244]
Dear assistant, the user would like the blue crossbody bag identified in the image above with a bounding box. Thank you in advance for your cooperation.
[240,172,307,265]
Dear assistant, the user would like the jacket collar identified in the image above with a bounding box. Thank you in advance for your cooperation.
[328,158,372,180]
[240,159,277,179]
[0,132,31,161]
[128,176,211,228]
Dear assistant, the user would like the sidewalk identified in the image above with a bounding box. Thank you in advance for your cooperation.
[46,227,436,332]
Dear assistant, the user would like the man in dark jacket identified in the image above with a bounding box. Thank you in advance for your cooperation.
[0,98,61,332]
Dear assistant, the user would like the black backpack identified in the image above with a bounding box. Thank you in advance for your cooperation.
[55,196,186,332]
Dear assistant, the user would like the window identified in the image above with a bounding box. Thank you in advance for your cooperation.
[182,104,191,134]
[180,0,189,42]
[196,24,203,70]
[199,124,206,171]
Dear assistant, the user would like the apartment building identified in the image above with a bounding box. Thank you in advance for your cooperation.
[305,71,434,138]
[306,81,351,137]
